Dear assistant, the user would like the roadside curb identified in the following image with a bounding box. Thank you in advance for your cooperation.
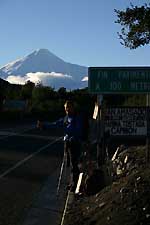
[21,162,69,225]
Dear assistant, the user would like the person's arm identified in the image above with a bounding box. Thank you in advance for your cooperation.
[37,118,64,129]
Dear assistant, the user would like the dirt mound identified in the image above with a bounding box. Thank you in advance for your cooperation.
[65,146,150,225]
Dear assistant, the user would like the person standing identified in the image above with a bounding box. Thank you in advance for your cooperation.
[63,100,84,192]
[37,100,86,192]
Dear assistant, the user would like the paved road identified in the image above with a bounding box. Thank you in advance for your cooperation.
[0,123,66,225]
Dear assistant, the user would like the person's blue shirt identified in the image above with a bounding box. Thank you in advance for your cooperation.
[42,114,83,142]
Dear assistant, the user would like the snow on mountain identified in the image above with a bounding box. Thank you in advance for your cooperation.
[0,49,88,89]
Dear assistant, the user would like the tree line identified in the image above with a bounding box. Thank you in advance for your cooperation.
[0,78,147,122]
[0,80,96,121]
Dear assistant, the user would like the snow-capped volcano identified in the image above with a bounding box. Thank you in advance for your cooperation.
[0,49,88,89]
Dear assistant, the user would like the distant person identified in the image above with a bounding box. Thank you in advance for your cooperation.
[37,100,88,192]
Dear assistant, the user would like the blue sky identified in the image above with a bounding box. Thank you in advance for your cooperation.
[0,0,149,68]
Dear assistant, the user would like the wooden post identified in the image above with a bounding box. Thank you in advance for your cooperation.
[96,95,104,168]
[146,94,150,164]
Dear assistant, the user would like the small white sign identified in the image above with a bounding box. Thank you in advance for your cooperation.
[93,103,99,120]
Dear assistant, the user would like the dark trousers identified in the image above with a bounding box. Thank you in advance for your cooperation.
[64,140,81,191]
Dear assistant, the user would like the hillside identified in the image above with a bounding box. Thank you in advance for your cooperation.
[0,77,9,86]
[65,145,150,225]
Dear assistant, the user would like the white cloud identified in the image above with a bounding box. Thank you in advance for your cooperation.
[6,75,27,85]
[5,72,73,86]
[5,72,88,90]
[82,76,88,81]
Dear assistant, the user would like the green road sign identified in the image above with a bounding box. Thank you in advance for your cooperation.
[88,67,150,94]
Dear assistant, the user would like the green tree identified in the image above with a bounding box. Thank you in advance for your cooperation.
[5,84,22,100]
[115,4,150,49]
[21,81,35,100]
[32,86,55,102]
[58,87,67,99]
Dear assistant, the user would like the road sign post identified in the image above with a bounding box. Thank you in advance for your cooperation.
[96,95,105,168]
[88,67,150,166]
